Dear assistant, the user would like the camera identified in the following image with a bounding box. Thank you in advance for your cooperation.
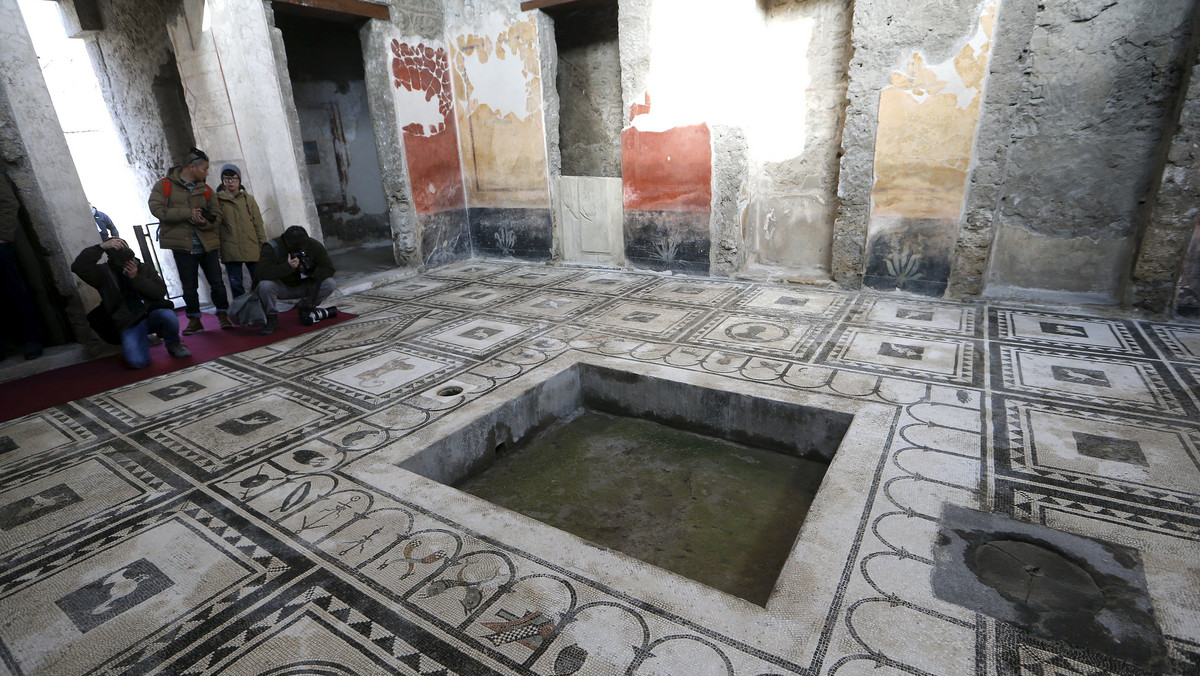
[295,251,314,274]
[300,306,338,326]
[199,207,218,223]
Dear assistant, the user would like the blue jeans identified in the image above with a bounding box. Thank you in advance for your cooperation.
[224,261,257,298]
[121,308,179,369]
[173,249,229,318]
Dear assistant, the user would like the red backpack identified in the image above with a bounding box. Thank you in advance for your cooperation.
[160,177,212,202]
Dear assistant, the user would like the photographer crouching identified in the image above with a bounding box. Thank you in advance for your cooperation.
[255,225,337,335]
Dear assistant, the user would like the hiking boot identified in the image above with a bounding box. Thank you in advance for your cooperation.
[217,312,233,330]
[166,342,191,358]
[182,317,204,335]
[258,313,278,335]
[148,334,163,346]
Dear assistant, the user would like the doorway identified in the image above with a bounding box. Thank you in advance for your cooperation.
[548,1,625,266]
[273,7,393,275]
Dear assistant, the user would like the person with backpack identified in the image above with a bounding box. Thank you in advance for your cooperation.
[72,237,190,368]
[147,147,231,335]
[216,164,266,299]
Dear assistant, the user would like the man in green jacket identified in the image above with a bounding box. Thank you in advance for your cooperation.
[147,147,231,335]
[256,225,336,335]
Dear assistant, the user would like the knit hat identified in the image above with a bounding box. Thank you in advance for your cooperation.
[220,164,241,179]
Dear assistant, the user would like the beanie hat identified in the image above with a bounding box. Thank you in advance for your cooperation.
[220,164,241,178]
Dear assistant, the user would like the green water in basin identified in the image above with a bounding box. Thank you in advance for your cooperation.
[455,409,829,606]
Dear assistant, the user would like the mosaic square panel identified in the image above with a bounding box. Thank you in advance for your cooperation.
[314,348,463,408]
[820,328,979,385]
[424,262,512,281]
[0,410,95,471]
[90,362,261,427]
[0,496,303,675]
[997,398,1200,502]
[489,267,581,287]
[995,346,1188,417]
[142,387,352,474]
[426,283,528,309]
[495,291,599,320]
[992,309,1146,356]
[1144,322,1200,364]
[577,300,706,340]
[851,296,978,335]
[250,313,444,369]
[689,312,821,357]
[0,457,148,554]
[554,270,655,295]
[631,278,744,306]
[370,278,458,298]
[418,318,531,356]
[732,286,849,318]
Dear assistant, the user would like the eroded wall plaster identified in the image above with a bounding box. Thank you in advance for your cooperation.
[742,0,852,282]
[391,37,470,266]
[981,0,1196,304]
[448,7,552,260]
[862,3,996,297]
[0,0,99,348]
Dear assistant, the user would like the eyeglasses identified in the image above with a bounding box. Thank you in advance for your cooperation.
[222,176,239,182]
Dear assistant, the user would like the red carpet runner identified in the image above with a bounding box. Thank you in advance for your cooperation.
[0,308,355,422]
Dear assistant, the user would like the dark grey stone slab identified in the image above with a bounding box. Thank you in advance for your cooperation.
[932,504,1169,671]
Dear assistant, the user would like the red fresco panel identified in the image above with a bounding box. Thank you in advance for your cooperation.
[621,123,712,212]
[392,40,466,214]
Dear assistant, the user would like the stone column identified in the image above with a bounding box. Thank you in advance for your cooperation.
[0,0,100,348]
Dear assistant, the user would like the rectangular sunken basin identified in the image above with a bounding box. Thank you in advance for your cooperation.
[398,363,853,606]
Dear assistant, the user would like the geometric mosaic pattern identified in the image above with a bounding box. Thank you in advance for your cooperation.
[0,262,1196,675]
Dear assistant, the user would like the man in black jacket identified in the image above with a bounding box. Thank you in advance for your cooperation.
[72,238,191,368]
[256,225,336,335]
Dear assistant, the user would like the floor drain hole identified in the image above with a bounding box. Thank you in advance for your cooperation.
[437,386,464,397]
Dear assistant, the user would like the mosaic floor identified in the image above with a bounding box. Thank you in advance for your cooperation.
[1,260,1197,675]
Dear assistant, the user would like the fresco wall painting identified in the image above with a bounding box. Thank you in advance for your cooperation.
[450,13,552,260]
[862,3,996,297]
[622,95,713,274]
[391,39,470,266]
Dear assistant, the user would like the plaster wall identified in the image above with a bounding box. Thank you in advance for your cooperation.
[389,35,469,266]
[836,0,986,289]
[363,21,418,267]
[1131,11,1200,315]
[445,2,553,260]
[743,0,852,282]
[981,0,1196,304]
[862,3,997,298]
[553,3,622,179]
[0,0,101,347]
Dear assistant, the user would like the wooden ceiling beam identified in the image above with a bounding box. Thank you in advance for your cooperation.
[272,0,389,21]
[520,0,609,12]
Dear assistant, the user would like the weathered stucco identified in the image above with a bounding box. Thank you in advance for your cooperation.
[982,0,1196,304]
[744,0,852,282]
[862,3,996,297]
[0,0,102,349]
[553,2,622,179]
[835,0,985,289]
[1131,9,1200,314]
[449,10,550,209]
